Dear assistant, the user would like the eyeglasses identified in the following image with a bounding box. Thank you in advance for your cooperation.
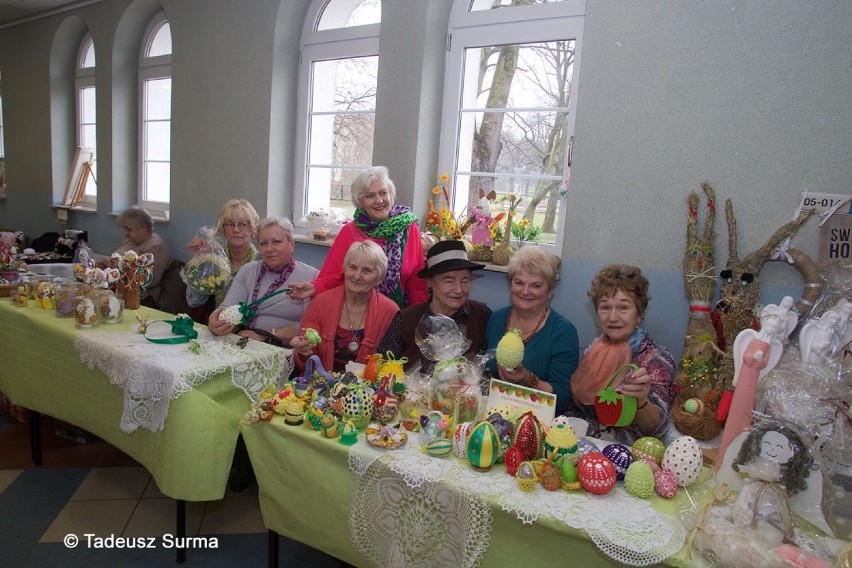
[223,221,251,231]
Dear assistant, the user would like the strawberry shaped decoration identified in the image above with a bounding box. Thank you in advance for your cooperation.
[595,363,640,427]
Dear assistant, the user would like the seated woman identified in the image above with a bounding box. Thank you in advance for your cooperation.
[291,240,399,373]
[187,198,261,312]
[485,246,579,415]
[569,264,676,444]
[377,239,491,375]
[288,166,427,308]
[208,217,318,347]
[112,206,173,306]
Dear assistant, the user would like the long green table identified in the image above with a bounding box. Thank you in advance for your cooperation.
[0,299,265,502]
[243,415,706,568]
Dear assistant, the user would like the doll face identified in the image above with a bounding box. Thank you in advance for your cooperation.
[760,430,794,464]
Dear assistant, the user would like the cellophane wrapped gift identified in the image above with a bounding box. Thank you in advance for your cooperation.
[416,315,481,427]
[398,371,430,432]
[181,227,231,307]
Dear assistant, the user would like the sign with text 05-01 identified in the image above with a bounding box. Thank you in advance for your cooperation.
[799,191,852,214]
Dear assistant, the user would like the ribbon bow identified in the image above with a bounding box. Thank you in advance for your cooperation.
[144,315,199,344]
[771,242,795,264]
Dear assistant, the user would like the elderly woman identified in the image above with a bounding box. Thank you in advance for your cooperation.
[289,166,427,308]
[377,239,491,375]
[569,264,676,444]
[187,199,261,310]
[208,217,318,347]
[485,246,579,414]
[290,240,399,373]
[112,205,173,305]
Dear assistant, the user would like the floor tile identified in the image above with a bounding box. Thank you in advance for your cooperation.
[39,499,138,543]
[122,498,206,538]
[198,494,265,534]
[0,468,21,492]
[71,467,150,501]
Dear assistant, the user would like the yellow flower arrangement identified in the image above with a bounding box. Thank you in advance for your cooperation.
[425,173,466,241]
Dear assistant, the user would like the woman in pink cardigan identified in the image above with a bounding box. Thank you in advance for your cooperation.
[289,166,426,308]
[290,240,399,373]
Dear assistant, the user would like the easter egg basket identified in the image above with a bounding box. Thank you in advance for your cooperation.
[365,423,408,449]
[594,364,639,427]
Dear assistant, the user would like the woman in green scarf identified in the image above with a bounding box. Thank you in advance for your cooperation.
[289,166,427,308]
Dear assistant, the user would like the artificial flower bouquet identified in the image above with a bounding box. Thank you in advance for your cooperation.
[181,226,231,307]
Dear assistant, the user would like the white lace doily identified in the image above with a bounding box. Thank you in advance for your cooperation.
[348,435,686,566]
[75,324,289,433]
[350,439,492,568]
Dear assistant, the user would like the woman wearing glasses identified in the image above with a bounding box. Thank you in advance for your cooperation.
[187,199,262,314]
[208,217,318,347]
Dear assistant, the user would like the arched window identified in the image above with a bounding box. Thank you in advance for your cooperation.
[439,0,584,251]
[76,33,97,204]
[294,0,381,225]
[0,71,5,199]
[138,14,171,213]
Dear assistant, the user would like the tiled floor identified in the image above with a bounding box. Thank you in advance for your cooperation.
[0,411,343,568]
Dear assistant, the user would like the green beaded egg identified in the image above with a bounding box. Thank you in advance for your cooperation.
[624,461,655,498]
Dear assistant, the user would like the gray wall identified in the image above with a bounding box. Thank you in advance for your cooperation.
[1,0,850,358]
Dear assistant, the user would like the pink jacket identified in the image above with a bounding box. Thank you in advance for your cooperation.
[312,221,427,307]
[294,285,399,372]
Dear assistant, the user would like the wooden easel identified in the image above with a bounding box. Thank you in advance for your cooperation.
[69,157,96,207]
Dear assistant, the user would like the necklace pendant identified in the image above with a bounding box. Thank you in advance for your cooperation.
[348,340,359,352]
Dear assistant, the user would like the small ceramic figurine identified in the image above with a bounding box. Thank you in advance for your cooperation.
[759,296,797,342]
[718,314,783,459]
[829,298,852,352]
[799,311,842,368]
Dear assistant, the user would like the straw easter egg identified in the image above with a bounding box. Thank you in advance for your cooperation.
[577,452,617,495]
[467,421,501,471]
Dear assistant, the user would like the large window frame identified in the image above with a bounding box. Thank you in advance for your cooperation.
[438,0,585,252]
[293,0,381,228]
[75,33,97,206]
[138,14,172,216]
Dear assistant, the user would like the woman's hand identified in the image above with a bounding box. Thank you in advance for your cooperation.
[290,333,316,356]
[288,281,316,301]
[236,329,265,343]
[618,367,652,401]
[207,307,235,336]
[188,236,205,256]
[497,363,528,385]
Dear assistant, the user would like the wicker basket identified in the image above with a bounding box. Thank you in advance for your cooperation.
[124,281,141,310]
[671,389,722,441]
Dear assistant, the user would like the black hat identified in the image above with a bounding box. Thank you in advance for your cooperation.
[417,240,485,278]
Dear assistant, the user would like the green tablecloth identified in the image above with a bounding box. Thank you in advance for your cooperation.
[243,415,704,568]
[0,300,265,501]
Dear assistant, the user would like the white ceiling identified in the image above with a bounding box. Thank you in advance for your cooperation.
[0,0,101,28]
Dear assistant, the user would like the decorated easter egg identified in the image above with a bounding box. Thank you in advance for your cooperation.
[577,437,599,459]
[339,419,358,445]
[624,461,655,498]
[654,468,678,498]
[342,386,374,429]
[504,445,525,477]
[453,422,473,458]
[631,436,666,465]
[602,443,633,480]
[467,421,501,471]
[639,458,662,475]
[484,404,516,421]
[372,393,398,424]
[424,438,453,458]
[662,435,703,487]
[560,459,578,483]
[682,397,705,415]
[550,415,572,430]
[513,411,545,460]
[304,327,321,346]
[543,423,579,465]
[577,452,617,495]
[516,461,538,492]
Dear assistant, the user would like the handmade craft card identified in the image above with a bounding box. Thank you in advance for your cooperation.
[484,378,556,425]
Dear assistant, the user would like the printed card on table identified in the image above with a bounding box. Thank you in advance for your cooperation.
[484,378,556,425]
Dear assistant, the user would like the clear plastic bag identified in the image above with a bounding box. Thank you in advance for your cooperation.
[181,227,231,307]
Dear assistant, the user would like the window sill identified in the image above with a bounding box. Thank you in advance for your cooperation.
[52,204,97,213]
[294,231,513,273]
[106,210,170,223]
